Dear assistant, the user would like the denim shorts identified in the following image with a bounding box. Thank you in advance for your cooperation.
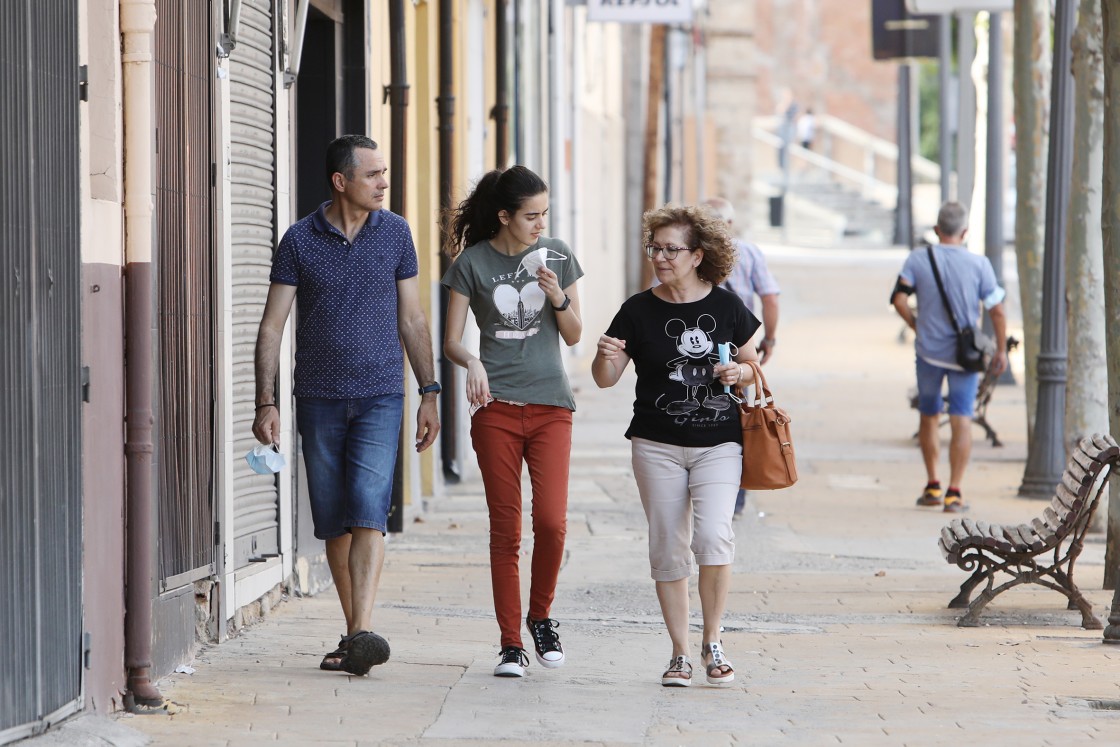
[296,394,404,538]
[915,357,980,417]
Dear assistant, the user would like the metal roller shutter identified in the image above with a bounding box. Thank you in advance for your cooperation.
[230,0,280,569]
[0,0,82,739]
[154,0,215,586]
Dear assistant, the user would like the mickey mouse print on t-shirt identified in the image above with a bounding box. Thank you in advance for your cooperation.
[657,314,733,416]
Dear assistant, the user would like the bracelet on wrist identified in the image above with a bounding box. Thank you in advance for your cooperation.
[255,403,278,411]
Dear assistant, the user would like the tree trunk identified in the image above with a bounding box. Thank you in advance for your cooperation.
[1013,0,1051,446]
[1067,0,1109,538]
[1101,0,1120,583]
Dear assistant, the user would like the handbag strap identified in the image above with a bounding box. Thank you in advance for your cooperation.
[925,245,963,334]
[743,360,774,409]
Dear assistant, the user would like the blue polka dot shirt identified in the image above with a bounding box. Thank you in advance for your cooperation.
[270,202,419,398]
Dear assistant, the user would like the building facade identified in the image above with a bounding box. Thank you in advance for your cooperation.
[1,0,641,741]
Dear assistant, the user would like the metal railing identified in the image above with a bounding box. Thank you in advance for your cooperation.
[752,127,897,207]
[755,113,942,206]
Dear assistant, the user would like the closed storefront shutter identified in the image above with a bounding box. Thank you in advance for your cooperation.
[154,0,214,586]
[230,0,280,569]
[0,0,82,740]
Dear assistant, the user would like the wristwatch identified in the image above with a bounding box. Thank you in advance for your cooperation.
[418,382,442,396]
[552,295,571,312]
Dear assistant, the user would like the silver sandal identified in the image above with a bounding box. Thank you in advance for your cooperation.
[701,642,735,686]
[661,654,693,687]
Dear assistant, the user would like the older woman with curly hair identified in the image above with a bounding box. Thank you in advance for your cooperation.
[592,204,761,688]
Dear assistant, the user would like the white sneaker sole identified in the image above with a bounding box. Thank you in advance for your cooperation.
[535,652,565,669]
[494,664,526,677]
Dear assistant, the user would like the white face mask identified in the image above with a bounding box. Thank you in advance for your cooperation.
[245,443,287,475]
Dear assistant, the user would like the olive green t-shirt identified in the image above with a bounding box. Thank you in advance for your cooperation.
[441,236,585,410]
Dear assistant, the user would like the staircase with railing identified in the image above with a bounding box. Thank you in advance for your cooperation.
[749,114,941,246]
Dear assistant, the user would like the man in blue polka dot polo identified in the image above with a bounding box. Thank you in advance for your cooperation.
[253,134,440,676]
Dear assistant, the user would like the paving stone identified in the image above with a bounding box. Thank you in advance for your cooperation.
[112,247,1120,745]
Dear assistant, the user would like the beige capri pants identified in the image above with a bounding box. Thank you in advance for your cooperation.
[630,437,742,582]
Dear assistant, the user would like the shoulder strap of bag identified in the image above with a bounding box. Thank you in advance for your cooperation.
[926,245,963,334]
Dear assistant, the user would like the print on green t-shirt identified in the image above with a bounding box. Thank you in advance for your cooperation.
[441,236,585,410]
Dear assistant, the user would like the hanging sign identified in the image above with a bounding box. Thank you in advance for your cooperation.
[872,0,941,60]
[905,0,1012,11]
[587,0,693,24]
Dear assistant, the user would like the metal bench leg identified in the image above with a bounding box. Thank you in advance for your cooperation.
[1047,569,1102,630]
[1071,593,1102,630]
[948,567,989,609]
[973,415,1001,448]
[956,576,1030,627]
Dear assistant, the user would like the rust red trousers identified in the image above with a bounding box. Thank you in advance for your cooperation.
[471,401,572,648]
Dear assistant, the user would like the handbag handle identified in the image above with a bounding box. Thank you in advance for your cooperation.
[742,360,774,409]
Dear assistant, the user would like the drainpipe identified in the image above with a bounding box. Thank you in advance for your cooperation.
[492,0,509,166]
[387,0,409,532]
[120,0,162,708]
[437,0,460,483]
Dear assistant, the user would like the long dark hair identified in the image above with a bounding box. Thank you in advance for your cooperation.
[443,165,548,258]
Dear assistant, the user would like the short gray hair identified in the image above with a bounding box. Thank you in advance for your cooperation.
[702,196,734,224]
[936,201,968,237]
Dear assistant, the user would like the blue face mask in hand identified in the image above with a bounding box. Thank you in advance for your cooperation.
[245,443,287,475]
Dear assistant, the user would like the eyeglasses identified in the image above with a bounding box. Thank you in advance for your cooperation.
[645,244,692,260]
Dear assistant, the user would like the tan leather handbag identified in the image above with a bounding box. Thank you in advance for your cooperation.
[738,361,797,490]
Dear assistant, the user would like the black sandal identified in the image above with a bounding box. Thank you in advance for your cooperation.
[339,630,391,676]
[319,637,348,671]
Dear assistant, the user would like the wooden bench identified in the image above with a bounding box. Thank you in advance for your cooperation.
[938,433,1119,629]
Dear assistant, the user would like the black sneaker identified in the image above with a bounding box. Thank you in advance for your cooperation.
[526,615,565,669]
[494,645,529,677]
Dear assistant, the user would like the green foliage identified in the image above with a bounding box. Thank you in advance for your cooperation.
[918,60,941,163]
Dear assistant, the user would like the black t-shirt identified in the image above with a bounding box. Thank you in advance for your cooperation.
[605,286,761,447]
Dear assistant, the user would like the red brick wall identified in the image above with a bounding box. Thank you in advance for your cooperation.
[754,0,899,142]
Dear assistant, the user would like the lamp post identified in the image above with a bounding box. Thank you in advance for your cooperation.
[956,11,976,209]
[1018,0,1076,499]
[938,13,952,203]
[894,64,914,247]
[983,13,1003,288]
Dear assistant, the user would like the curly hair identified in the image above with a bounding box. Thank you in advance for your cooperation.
[643,203,737,285]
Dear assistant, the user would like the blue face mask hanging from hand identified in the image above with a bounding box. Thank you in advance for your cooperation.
[245,443,287,475]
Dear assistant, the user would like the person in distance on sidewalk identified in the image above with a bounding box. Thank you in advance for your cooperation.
[253,135,440,676]
[890,201,1008,513]
[442,165,584,678]
[703,197,781,520]
[593,204,761,688]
